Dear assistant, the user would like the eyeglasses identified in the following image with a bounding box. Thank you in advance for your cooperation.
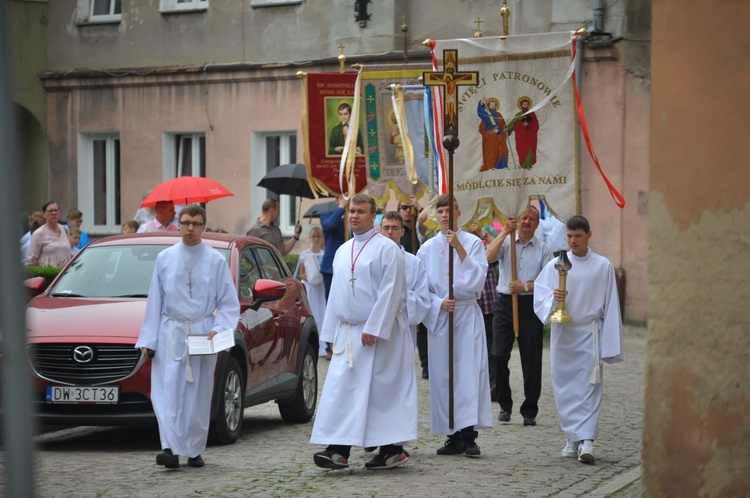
[399,205,411,210]
[179,221,205,228]
[46,209,60,213]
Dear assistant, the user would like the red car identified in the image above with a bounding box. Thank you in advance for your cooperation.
[25,232,319,444]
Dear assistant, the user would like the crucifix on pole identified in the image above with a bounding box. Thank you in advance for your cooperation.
[423,49,478,431]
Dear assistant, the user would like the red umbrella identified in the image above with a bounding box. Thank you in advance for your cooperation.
[141,176,233,207]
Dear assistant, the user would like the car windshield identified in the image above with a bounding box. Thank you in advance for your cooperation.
[48,244,230,298]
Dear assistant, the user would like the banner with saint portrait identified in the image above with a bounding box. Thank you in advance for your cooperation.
[429,32,580,226]
[302,72,367,197]
[345,64,431,206]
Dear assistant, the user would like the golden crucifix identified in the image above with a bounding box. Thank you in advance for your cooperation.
[423,49,479,135]
[474,17,484,38]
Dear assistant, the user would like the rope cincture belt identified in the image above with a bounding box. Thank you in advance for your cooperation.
[589,319,603,385]
[165,312,212,383]
[454,299,478,307]
[332,319,366,369]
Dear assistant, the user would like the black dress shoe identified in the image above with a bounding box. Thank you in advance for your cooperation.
[523,416,537,426]
[498,410,511,422]
[187,455,205,468]
[422,367,429,379]
[156,449,180,469]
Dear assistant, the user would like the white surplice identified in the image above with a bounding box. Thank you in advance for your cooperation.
[136,241,240,458]
[299,249,327,355]
[417,230,494,435]
[533,248,623,442]
[401,247,431,345]
[310,229,417,448]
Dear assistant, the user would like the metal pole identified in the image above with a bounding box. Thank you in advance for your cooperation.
[443,133,459,431]
[0,2,36,496]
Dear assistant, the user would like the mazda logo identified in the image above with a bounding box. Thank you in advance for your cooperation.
[73,346,95,363]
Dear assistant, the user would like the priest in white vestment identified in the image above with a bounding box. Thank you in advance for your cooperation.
[136,205,240,469]
[379,211,431,345]
[534,215,623,464]
[311,194,415,471]
[417,194,494,458]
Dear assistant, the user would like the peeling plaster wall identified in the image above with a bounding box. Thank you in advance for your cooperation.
[645,0,750,495]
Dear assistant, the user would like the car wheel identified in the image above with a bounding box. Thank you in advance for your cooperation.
[209,355,244,445]
[278,341,317,423]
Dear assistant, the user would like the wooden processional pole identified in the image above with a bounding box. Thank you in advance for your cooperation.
[423,48,479,431]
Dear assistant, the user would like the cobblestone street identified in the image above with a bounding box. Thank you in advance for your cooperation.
[2,325,646,497]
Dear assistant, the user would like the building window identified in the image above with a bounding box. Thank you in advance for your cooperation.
[76,0,122,24]
[160,0,208,13]
[250,131,299,236]
[251,0,303,7]
[163,133,206,179]
[78,134,121,234]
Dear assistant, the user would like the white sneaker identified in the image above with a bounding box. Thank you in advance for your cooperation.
[578,440,595,464]
[561,439,579,458]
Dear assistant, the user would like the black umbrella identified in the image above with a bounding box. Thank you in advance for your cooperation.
[257,163,316,199]
[303,200,338,219]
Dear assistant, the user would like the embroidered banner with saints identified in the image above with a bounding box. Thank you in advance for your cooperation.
[302,72,367,197]
[429,32,580,225]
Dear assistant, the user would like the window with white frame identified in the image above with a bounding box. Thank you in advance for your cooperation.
[80,0,122,23]
[251,132,297,234]
[78,134,121,234]
[163,133,206,180]
[160,0,208,13]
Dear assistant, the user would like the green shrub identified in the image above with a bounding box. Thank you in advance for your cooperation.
[284,254,300,275]
[25,266,62,287]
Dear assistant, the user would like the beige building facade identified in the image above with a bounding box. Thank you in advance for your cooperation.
[644,0,750,495]
[36,0,650,323]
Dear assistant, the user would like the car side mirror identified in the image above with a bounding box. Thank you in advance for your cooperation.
[250,279,287,311]
[24,276,47,297]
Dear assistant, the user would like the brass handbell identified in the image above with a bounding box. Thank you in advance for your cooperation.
[549,252,573,323]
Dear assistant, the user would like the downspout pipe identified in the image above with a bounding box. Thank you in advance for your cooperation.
[593,0,605,33]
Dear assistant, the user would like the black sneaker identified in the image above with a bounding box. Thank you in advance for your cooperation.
[313,450,349,470]
[464,441,481,457]
[156,449,179,469]
[498,410,511,422]
[436,438,464,455]
[364,452,408,470]
[523,416,537,426]
[187,455,204,468]
[364,446,377,453]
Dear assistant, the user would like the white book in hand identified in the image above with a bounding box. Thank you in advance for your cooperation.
[187,329,234,355]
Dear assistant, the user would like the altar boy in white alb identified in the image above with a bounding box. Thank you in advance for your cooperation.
[311,194,415,471]
[417,194,493,458]
[533,215,623,464]
[136,205,240,469]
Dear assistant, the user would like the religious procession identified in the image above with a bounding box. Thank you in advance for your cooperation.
[9,0,673,496]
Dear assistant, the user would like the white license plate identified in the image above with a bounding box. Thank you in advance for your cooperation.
[46,386,119,404]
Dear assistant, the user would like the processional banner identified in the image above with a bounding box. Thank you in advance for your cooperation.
[302,72,367,197]
[339,64,431,206]
[430,32,580,226]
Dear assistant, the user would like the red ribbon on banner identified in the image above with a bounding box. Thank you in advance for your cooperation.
[571,37,626,209]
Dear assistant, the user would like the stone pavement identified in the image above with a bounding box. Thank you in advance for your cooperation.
[6,325,645,497]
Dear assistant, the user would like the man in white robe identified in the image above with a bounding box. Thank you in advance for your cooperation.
[380,211,431,347]
[136,205,240,469]
[310,194,414,471]
[533,215,623,464]
[417,194,494,457]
